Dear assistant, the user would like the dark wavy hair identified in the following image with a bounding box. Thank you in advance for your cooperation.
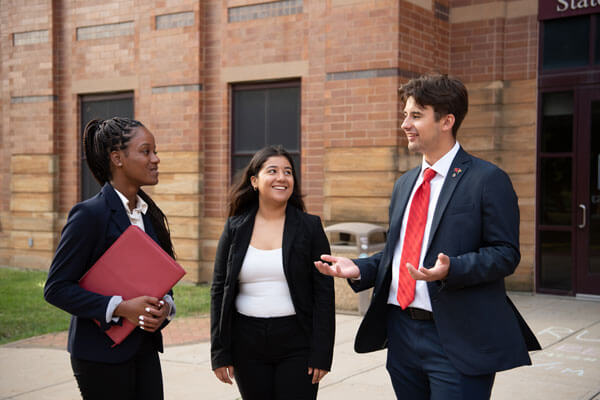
[227,145,305,217]
[82,117,175,258]
[399,73,468,138]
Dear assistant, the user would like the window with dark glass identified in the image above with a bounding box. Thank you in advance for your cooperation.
[540,92,573,153]
[596,18,600,64]
[80,93,134,200]
[542,15,590,70]
[540,230,572,291]
[231,81,301,180]
[538,91,574,291]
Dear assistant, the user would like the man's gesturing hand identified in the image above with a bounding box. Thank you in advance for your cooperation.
[406,253,450,282]
[314,255,360,279]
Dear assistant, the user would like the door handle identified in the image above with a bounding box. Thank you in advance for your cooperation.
[578,204,587,229]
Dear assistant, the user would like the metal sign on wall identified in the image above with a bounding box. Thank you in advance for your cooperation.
[539,0,600,20]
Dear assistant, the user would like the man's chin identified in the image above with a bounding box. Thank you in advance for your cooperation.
[407,142,422,153]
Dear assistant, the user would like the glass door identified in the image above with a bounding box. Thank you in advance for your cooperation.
[537,87,600,296]
[576,88,600,295]
[538,91,574,293]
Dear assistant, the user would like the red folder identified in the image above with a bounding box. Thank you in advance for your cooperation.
[79,225,186,347]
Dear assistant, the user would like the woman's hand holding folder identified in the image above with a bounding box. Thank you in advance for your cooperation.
[114,295,170,333]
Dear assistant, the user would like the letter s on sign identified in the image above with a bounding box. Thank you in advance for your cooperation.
[556,0,569,11]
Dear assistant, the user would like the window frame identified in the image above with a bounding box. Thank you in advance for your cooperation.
[230,79,301,182]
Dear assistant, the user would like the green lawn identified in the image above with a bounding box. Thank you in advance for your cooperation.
[0,267,211,345]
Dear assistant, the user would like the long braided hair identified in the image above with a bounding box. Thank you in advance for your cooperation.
[82,117,175,259]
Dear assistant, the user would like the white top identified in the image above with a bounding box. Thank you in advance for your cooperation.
[236,245,296,318]
[114,189,148,231]
[387,142,461,311]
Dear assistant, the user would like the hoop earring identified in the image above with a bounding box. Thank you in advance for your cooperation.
[253,186,257,191]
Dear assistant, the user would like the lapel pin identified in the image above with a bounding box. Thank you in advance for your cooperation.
[452,167,462,178]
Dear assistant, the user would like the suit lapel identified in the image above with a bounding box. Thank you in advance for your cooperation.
[142,212,159,243]
[426,148,472,251]
[229,209,256,283]
[388,167,420,249]
[282,205,299,281]
[102,183,131,234]
[375,167,420,290]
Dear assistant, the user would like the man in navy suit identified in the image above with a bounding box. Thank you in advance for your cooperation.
[315,74,540,399]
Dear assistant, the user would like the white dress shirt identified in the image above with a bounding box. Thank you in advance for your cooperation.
[105,188,176,323]
[387,142,461,311]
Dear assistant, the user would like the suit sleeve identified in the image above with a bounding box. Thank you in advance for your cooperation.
[210,218,233,370]
[444,168,521,289]
[350,177,403,292]
[308,216,336,371]
[44,203,114,330]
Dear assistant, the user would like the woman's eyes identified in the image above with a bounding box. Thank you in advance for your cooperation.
[266,169,292,175]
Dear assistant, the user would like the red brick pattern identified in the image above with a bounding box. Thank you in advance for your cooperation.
[1,0,541,288]
[3,0,202,212]
[450,1,538,83]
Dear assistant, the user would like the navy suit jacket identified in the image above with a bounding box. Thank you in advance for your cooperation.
[45,183,168,363]
[350,147,541,375]
[210,205,335,371]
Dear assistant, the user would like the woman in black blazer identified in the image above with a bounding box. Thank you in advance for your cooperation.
[211,145,335,400]
[44,117,176,400]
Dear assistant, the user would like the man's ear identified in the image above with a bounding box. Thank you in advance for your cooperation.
[110,151,123,167]
[442,114,455,133]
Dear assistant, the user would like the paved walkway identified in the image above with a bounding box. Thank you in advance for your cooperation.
[1,293,600,400]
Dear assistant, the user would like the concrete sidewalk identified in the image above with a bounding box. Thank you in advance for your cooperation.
[1,293,600,400]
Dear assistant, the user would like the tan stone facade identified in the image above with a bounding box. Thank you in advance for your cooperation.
[1,0,542,308]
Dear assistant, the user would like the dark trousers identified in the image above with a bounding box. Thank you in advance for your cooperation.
[232,312,318,400]
[70,336,163,400]
[386,306,495,400]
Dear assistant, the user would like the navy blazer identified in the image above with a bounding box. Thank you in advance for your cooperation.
[45,183,169,363]
[210,205,335,371]
[351,148,541,375]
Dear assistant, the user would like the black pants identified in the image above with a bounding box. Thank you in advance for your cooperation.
[232,312,318,400]
[70,336,163,400]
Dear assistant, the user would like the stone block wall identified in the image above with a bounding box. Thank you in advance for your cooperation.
[1,0,203,281]
[1,0,540,293]
[449,0,538,290]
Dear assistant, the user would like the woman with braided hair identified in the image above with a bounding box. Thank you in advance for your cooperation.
[45,117,175,400]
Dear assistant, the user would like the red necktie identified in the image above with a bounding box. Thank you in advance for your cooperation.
[396,168,437,309]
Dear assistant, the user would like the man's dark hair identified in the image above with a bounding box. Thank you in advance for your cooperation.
[398,74,468,138]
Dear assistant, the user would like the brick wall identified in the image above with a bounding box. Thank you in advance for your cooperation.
[0,0,57,269]
[0,0,540,291]
[448,0,539,289]
[1,0,203,278]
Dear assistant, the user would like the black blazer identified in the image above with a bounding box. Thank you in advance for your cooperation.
[211,205,335,371]
[350,148,541,375]
[44,183,169,363]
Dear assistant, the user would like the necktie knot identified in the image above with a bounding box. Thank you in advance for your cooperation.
[423,168,436,183]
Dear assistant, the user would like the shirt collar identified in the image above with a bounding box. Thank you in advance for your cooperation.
[421,141,461,179]
[113,188,148,215]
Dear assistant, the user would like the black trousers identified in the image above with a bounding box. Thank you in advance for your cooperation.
[70,335,163,400]
[232,312,318,400]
